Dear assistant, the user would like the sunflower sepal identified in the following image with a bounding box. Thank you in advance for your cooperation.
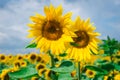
[25,43,37,48]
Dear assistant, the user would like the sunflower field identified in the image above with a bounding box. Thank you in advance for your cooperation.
[0,4,120,80]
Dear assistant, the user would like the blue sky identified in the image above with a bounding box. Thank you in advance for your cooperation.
[0,0,120,54]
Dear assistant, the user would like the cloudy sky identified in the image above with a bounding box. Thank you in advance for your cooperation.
[0,0,120,54]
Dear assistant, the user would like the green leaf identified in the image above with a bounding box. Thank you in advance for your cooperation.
[8,65,37,78]
[101,63,114,71]
[51,65,74,73]
[25,43,37,48]
[85,65,108,74]
[50,71,58,80]
[94,59,109,65]
[59,60,73,67]
[113,63,120,71]
[58,73,73,80]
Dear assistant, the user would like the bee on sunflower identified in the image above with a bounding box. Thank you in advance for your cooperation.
[27,4,75,55]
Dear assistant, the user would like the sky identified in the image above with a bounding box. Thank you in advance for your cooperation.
[0,0,120,54]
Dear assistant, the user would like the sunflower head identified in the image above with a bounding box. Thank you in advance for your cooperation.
[0,54,7,63]
[86,69,96,78]
[16,54,23,61]
[1,69,10,80]
[28,4,74,55]
[114,74,120,80]
[20,60,27,67]
[45,70,56,80]
[13,60,21,69]
[31,77,39,80]
[28,53,37,64]
[38,68,47,77]
[66,17,101,62]
[36,63,45,71]
[36,56,42,62]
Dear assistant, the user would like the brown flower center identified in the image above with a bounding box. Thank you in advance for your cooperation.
[0,55,5,60]
[72,30,89,48]
[42,20,63,40]
[30,54,36,60]
[89,71,94,75]
[37,64,45,70]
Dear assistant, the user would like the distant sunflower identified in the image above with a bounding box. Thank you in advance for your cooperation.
[86,69,96,78]
[114,74,120,80]
[0,54,7,63]
[0,69,10,80]
[45,70,56,80]
[36,63,45,71]
[28,53,37,64]
[28,4,75,55]
[16,54,23,61]
[20,60,27,67]
[38,68,47,76]
[66,17,101,61]
[13,60,21,70]
[31,77,39,80]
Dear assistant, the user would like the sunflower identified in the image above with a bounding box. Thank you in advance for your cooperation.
[86,69,96,78]
[0,69,10,80]
[39,53,50,63]
[13,60,21,70]
[114,74,120,80]
[45,70,56,80]
[36,63,45,71]
[28,4,75,55]
[31,77,39,80]
[104,76,109,80]
[15,54,23,61]
[38,68,47,76]
[0,54,7,63]
[20,60,27,67]
[28,52,37,64]
[66,17,101,62]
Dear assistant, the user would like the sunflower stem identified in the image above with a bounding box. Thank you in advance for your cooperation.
[78,62,81,80]
[48,50,55,68]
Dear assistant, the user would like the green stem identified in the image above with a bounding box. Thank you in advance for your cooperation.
[48,51,55,68]
[110,48,114,80]
[78,62,81,80]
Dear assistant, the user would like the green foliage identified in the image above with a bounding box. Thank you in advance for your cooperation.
[59,60,73,67]
[58,73,73,80]
[85,65,108,75]
[51,64,74,73]
[8,65,37,79]
[0,63,9,73]
[100,36,119,55]
[101,63,114,71]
